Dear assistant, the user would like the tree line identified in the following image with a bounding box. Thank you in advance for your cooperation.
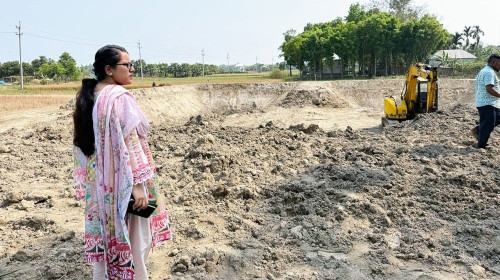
[0,53,224,82]
[0,54,275,82]
[116,60,220,78]
[99,60,282,78]
[0,52,80,82]
[279,1,485,78]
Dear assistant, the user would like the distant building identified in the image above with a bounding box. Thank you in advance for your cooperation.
[260,65,270,72]
[234,63,245,73]
[321,54,342,75]
[428,49,477,67]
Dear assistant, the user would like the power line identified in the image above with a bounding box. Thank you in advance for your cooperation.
[142,44,204,53]
[24,33,103,46]
[23,26,136,45]
[141,45,198,56]
[5,26,272,66]
[141,54,200,61]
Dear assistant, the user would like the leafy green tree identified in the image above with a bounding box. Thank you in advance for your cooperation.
[373,12,400,75]
[387,0,424,21]
[58,52,80,81]
[345,3,369,23]
[301,27,332,75]
[277,61,287,70]
[158,63,169,77]
[80,64,94,78]
[191,63,203,76]
[22,62,34,76]
[301,19,344,76]
[38,62,64,79]
[367,0,426,22]
[31,56,49,74]
[144,64,158,77]
[283,29,296,42]
[0,61,21,77]
[280,34,305,73]
[205,64,218,75]
[279,29,298,76]
[415,15,449,61]
[180,63,191,77]
[357,13,395,76]
[328,22,358,77]
[217,64,227,73]
[169,63,180,77]
[399,18,418,65]
[474,45,500,61]
[399,15,448,66]
[0,61,32,77]
[132,59,146,77]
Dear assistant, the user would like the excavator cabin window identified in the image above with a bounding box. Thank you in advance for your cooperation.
[418,81,428,93]
[417,81,428,113]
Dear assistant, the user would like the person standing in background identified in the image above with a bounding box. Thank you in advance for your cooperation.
[471,54,500,148]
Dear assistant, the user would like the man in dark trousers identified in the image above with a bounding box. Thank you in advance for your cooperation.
[471,54,500,148]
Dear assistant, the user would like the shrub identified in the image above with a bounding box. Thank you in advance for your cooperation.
[269,69,287,79]
[40,79,55,85]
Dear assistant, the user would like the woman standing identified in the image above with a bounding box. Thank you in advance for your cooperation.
[73,45,172,279]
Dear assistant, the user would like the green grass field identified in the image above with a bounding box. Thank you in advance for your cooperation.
[0,71,301,95]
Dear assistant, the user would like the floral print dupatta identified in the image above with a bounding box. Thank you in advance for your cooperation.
[73,84,171,279]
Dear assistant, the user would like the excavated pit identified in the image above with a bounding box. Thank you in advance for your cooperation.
[1,79,499,280]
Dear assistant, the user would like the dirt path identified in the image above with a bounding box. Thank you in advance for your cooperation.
[0,106,70,133]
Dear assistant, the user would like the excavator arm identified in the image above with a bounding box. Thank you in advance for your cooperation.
[383,63,438,125]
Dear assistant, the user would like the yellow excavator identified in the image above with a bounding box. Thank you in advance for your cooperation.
[383,63,438,126]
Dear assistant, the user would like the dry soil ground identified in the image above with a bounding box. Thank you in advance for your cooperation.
[0,79,499,280]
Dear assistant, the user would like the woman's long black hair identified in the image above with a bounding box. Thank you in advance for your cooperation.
[73,45,128,156]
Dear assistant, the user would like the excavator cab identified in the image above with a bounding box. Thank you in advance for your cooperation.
[383,63,438,126]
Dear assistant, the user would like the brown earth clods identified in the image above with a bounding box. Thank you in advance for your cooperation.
[0,80,499,280]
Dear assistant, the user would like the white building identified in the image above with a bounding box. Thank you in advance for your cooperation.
[234,63,245,72]
[428,49,477,67]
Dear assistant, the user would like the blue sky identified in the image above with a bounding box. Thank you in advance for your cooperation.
[0,0,498,66]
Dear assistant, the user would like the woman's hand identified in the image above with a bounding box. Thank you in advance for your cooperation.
[131,184,148,211]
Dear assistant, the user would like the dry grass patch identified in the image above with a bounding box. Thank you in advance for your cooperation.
[0,95,73,111]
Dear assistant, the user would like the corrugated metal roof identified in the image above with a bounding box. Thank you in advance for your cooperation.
[432,49,477,59]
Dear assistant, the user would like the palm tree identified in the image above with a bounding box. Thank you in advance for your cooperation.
[471,25,484,49]
[462,26,472,50]
[451,32,464,49]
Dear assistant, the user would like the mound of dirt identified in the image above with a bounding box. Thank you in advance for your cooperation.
[281,87,352,108]
[1,79,498,280]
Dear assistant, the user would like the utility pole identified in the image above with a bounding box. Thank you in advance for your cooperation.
[201,49,205,76]
[16,21,23,90]
[226,53,230,74]
[256,56,258,73]
[137,40,143,79]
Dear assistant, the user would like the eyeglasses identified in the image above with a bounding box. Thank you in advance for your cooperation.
[115,62,134,70]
